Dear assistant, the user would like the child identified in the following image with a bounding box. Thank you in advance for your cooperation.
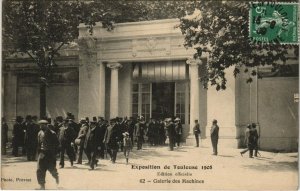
[123,132,132,165]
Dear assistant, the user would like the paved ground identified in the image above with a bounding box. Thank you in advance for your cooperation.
[1,139,298,190]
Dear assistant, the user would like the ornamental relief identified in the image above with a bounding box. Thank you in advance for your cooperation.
[132,37,171,57]
[78,37,97,79]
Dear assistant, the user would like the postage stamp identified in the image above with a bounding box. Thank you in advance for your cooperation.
[249,2,299,44]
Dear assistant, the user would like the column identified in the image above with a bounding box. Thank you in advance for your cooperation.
[98,61,106,117]
[186,58,201,134]
[107,62,122,118]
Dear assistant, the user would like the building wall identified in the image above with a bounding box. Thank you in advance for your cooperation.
[258,77,298,152]
[118,63,132,118]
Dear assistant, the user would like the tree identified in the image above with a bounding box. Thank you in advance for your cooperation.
[178,1,298,90]
[2,0,153,117]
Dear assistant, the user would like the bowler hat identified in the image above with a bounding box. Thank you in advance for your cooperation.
[38,120,48,124]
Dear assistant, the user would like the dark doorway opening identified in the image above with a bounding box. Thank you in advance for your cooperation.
[151,82,175,120]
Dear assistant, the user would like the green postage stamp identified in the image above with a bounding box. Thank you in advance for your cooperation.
[249,2,299,44]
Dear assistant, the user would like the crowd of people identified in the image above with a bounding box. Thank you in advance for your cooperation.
[1,112,259,189]
[1,113,188,189]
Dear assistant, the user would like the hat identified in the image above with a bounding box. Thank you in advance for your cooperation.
[38,120,48,124]
[80,118,86,122]
[122,132,129,136]
[175,117,180,121]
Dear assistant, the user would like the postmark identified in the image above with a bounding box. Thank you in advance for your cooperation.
[249,2,299,44]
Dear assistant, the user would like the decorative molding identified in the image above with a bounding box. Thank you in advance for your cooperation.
[78,36,97,78]
[186,58,202,67]
[107,62,123,70]
[145,37,157,54]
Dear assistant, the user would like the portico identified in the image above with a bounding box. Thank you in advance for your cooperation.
[77,19,238,145]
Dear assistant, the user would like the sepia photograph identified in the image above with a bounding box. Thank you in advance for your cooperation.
[1,0,299,190]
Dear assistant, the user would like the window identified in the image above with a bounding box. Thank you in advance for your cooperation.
[175,82,186,123]
[131,83,152,121]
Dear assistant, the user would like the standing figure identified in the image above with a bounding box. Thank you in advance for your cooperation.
[165,118,176,151]
[103,118,119,163]
[97,117,107,159]
[84,117,100,170]
[58,119,76,168]
[2,117,9,155]
[252,123,259,157]
[193,120,201,147]
[12,116,24,157]
[134,117,144,150]
[24,115,39,161]
[123,132,132,165]
[147,118,155,146]
[75,118,88,164]
[174,118,183,147]
[36,120,59,190]
[210,119,219,155]
[240,124,251,157]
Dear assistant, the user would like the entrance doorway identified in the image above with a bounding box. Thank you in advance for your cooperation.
[151,82,175,119]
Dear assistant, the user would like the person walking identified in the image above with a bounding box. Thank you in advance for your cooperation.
[252,123,259,157]
[58,119,76,168]
[84,117,100,170]
[174,118,183,147]
[103,118,119,163]
[240,124,251,157]
[36,120,59,190]
[123,132,132,165]
[75,118,88,164]
[210,119,219,155]
[193,120,201,147]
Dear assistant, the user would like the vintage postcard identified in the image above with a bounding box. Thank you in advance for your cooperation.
[1,0,299,190]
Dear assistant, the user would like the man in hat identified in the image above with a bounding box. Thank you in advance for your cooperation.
[97,117,107,159]
[210,119,219,155]
[12,116,25,157]
[165,118,176,151]
[58,118,76,168]
[2,117,9,155]
[36,119,59,190]
[193,120,201,147]
[103,118,119,163]
[75,118,89,164]
[252,123,259,157]
[123,132,132,164]
[174,117,183,148]
[24,115,39,161]
[240,124,251,157]
[84,117,100,170]
[134,117,145,150]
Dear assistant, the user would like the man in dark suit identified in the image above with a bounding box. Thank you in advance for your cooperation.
[58,119,76,168]
[84,117,100,170]
[193,120,201,147]
[210,119,219,155]
[12,116,25,157]
[103,118,119,163]
[134,117,144,150]
[165,118,176,151]
[2,117,9,155]
[75,118,88,164]
[24,115,39,161]
[174,118,183,147]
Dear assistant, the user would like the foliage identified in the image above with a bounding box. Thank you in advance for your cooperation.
[179,1,298,90]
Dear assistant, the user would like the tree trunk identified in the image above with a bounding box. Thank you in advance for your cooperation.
[40,82,46,118]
